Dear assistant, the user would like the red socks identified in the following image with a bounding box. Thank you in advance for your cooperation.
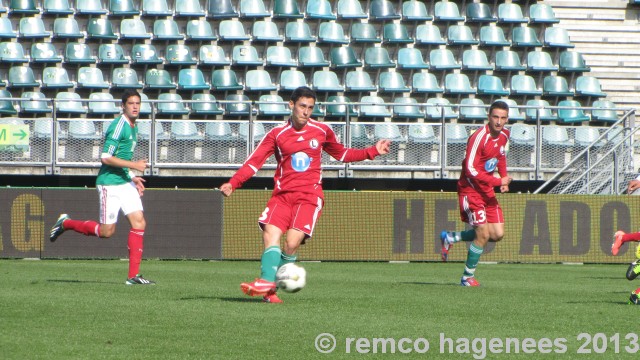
[622,232,640,243]
[63,219,100,237]
[127,229,145,279]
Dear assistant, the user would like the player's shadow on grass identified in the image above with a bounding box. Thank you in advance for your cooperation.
[399,281,461,286]
[46,279,122,285]
[582,276,623,280]
[179,295,256,303]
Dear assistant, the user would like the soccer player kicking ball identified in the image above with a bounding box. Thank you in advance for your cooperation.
[49,90,154,285]
[612,177,640,303]
[439,101,512,286]
[220,86,390,303]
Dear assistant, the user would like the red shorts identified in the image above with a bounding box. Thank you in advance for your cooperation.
[259,192,324,240]
[459,193,503,226]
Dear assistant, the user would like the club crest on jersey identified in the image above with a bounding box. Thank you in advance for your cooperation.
[309,138,319,149]
[291,152,311,172]
[500,145,506,156]
[485,158,498,172]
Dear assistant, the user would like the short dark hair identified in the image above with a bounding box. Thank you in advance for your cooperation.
[121,89,141,104]
[290,86,316,103]
[489,100,509,114]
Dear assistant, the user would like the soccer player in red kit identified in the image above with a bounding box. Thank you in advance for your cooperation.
[220,86,390,303]
[439,101,512,286]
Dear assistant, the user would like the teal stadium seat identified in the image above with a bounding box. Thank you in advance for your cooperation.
[258,95,290,116]
[157,93,189,115]
[461,49,493,71]
[120,19,150,40]
[232,45,263,67]
[44,0,73,15]
[444,73,475,96]
[7,66,39,88]
[218,20,251,42]
[191,94,224,116]
[544,27,574,49]
[0,90,17,114]
[360,95,391,118]
[542,75,573,98]
[511,27,542,48]
[274,0,303,19]
[175,0,205,17]
[279,70,307,91]
[329,47,361,69]
[298,46,330,68]
[369,0,400,21]
[112,68,143,89]
[497,3,528,24]
[240,0,270,19]
[0,42,27,63]
[86,19,117,41]
[397,47,429,70]
[284,22,314,43]
[477,74,509,97]
[64,43,95,64]
[53,18,84,39]
[55,92,86,114]
[165,44,197,66]
[526,51,559,73]
[109,0,139,16]
[19,17,49,39]
[142,0,171,17]
[337,0,366,20]
[465,3,496,24]
[306,0,337,21]
[131,44,163,65]
[407,123,437,165]
[591,100,618,123]
[433,1,464,23]
[153,19,184,41]
[199,45,230,67]
[244,69,277,92]
[445,123,468,165]
[426,98,456,120]
[0,17,16,39]
[557,100,589,123]
[364,47,395,70]
[225,94,253,116]
[88,93,119,115]
[502,99,526,121]
[98,44,128,65]
[211,69,243,91]
[525,99,558,122]
[382,23,413,45]
[447,25,479,46]
[31,43,62,64]
[510,75,542,97]
[411,72,443,94]
[345,70,376,92]
[393,97,423,119]
[574,127,603,148]
[529,4,560,24]
[77,67,109,89]
[478,26,510,48]
[459,98,487,121]
[10,0,38,14]
[76,0,107,15]
[20,91,51,114]
[145,69,176,90]
[509,123,536,167]
[415,24,446,48]
[186,20,217,42]
[559,51,590,74]
[204,122,235,162]
[494,50,525,72]
[42,67,73,89]
[318,22,349,45]
[350,23,381,44]
[575,76,606,98]
[429,48,460,71]
[326,95,356,117]
[312,70,343,92]
[265,46,296,68]
[208,0,238,19]
[252,21,283,43]
[378,72,410,93]
[402,0,432,22]
[68,119,100,140]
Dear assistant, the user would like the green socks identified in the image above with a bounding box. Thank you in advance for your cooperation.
[279,252,297,267]
[463,243,484,278]
[451,229,476,243]
[260,246,282,282]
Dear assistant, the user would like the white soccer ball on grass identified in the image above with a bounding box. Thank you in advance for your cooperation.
[276,263,306,293]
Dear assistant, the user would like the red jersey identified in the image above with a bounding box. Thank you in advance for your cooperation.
[229,119,380,199]
[457,124,510,199]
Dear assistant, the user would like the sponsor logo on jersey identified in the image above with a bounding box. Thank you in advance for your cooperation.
[309,138,319,149]
[485,157,498,172]
[291,152,311,172]
[297,136,305,142]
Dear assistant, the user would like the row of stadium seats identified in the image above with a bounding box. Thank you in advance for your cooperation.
[0,89,618,123]
[0,0,558,25]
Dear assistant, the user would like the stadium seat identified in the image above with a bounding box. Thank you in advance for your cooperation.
[257,94,290,116]
[511,27,543,48]
[345,70,376,92]
[0,42,27,63]
[542,75,573,98]
[240,0,270,18]
[20,91,51,114]
[142,0,171,17]
[542,125,571,167]
[0,89,16,114]
[284,22,315,43]
[349,123,369,147]
[478,26,510,48]
[131,44,162,65]
[137,96,152,116]
[465,3,496,24]
[144,69,176,90]
[364,47,395,70]
[238,122,266,160]
[19,18,49,39]
[574,127,603,148]
[53,18,84,40]
[111,68,143,89]
[325,95,356,117]
[444,73,475,96]
[208,0,238,19]
[185,20,217,42]
[444,123,467,165]
[68,119,100,140]
[575,76,606,98]
[525,99,557,122]
[476,74,509,97]
[231,45,263,67]
[170,121,201,140]
[382,23,413,45]
[199,45,230,67]
[350,23,381,44]
[402,0,432,22]
[137,118,168,139]
[529,4,560,24]
[397,47,429,70]
[120,19,150,40]
[298,46,330,68]
[165,44,197,66]
[502,99,526,121]
[157,93,189,115]
[447,25,479,47]
[203,122,235,162]
[509,122,536,167]
[77,67,109,89]
[225,94,253,116]
[252,21,284,43]
[378,72,410,93]
[64,43,95,64]
[360,95,391,118]
[407,123,437,164]
[337,0,366,20]
[44,0,73,15]
[415,24,446,48]
[10,0,38,14]
[369,0,400,21]
[76,0,107,15]
[244,69,277,92]
[461,49,493,72]
[557,100,589,123]
[312,70,343,92]
[175,0,205,17]
[31,43,62,64]
[0,17,16,39]
[330,46,361,69]
[494,50,525,72]
[109,0,139,16]
[279,70,307,91]
[86,19,117,41]
[41,67,73,89]
[265,46,297,68]
[55,92,86,114]
[7,66,39,88]
[191,94,224,116]
[392,97,423,119]
[211,69,243,91]
[411,72,443,94]
[218,20,250,42]
[497,3,528,24]
[168,120,203,162]
[429,48,460,71]
[459,98,487,121]
[153,19,184,41]
[98,44,128,65]
[426,97,456,120]
[559,51,590,74]
[544,27,574,49]
[374,123,403,144]
[88,92,119,115]
[433,1,464,23]
[306,0,336,20]
[318,22,349,45]
[274,0,303,19]
[591,100,618,123]
[526,51,559,73]
[510,75,542,97]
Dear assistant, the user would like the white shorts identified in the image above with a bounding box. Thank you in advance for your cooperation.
[97,182,143,225]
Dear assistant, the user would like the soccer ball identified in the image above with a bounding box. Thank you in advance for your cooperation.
[629,288,640,305]
[276,263,306,293]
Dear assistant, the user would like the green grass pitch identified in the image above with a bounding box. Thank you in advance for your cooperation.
[1,260,639,359]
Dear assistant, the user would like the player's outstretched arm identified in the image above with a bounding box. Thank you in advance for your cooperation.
[376,139,391,155]
[220,183,234,197]
[628,179,640,194]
